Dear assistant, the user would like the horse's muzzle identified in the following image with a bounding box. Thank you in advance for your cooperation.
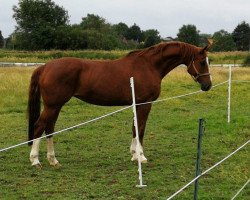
[201,83,212,91]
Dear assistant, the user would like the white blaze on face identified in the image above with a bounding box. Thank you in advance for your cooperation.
[206,57,209,66]
[206,56,212,81]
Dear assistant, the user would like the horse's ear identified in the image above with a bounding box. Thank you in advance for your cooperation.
[201,38,213,53]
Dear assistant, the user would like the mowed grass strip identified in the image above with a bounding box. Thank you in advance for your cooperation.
[0,66,249,200]
[0,48,249,64]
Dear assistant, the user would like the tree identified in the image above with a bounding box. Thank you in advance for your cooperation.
[0,31,4,48]
[79,14,123,50]
[212,30,236,51]
[232,21,250,51]
[112,22,129,39]
[53,25,87,50]
[13,0,69,50]
[143,29,161,47]
[126,23,143,42]
[79,29,121,50]
[80,14,111,33]
[177,24,200,45]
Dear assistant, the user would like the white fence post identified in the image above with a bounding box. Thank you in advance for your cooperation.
[228,65,232,123]
[130,77,147,188]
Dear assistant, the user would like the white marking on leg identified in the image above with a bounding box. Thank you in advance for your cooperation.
[130,138,147,163]
[30,139,41,166]
[130,138,137,154]
[47,137,59,166]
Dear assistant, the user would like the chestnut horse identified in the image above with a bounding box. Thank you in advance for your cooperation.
[28,41,212,167]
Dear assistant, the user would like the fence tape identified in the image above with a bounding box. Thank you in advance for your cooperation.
[231,178,250,200]
[232,80,250,83]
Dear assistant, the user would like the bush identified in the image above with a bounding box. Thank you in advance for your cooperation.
[243,54,250,66]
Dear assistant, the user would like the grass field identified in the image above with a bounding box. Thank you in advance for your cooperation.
[0,66,249,199]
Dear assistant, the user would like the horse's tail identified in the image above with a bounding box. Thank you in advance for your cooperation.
[27,65,44,146]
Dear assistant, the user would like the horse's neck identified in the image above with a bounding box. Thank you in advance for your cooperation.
[161,59,183,78]
[127,43,192,79]
[155,44,184,78]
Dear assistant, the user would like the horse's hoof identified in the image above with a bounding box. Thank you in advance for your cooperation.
[48,159,61,168]
[32,163,42,169]
[52,162,62,168]
[140,155,148,163]
[48,156,60,167]
[131,153,148,163]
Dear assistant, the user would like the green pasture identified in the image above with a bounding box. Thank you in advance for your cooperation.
[0,66,249,199]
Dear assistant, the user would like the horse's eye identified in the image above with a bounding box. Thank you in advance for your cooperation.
[200,60,206,67]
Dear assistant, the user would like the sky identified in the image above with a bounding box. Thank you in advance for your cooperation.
[0,0,249,38]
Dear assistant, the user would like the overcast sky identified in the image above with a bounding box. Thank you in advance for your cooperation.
[0,0,249,38]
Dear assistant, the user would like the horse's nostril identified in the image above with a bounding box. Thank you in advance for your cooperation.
[201,84,212,91]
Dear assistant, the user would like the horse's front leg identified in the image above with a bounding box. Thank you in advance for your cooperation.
[44,106,61,167]
[130,104,152,163]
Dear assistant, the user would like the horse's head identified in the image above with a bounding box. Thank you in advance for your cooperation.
[187,39,213,91]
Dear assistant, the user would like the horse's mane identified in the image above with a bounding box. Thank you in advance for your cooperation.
[126,42,198,63]
[179,42,198,63]
[126,42,166,57]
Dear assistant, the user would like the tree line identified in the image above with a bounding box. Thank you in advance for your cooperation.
[0,0,249,52]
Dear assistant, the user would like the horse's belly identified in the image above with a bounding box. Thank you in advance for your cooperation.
[74,94,131,106]
[74,86,132,106]
[74,84,160,106]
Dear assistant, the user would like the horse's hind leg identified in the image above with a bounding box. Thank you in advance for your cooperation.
[29,105,61,167]
[30,139,42,168]
[29,110,47,167]
[130,104,152,163]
